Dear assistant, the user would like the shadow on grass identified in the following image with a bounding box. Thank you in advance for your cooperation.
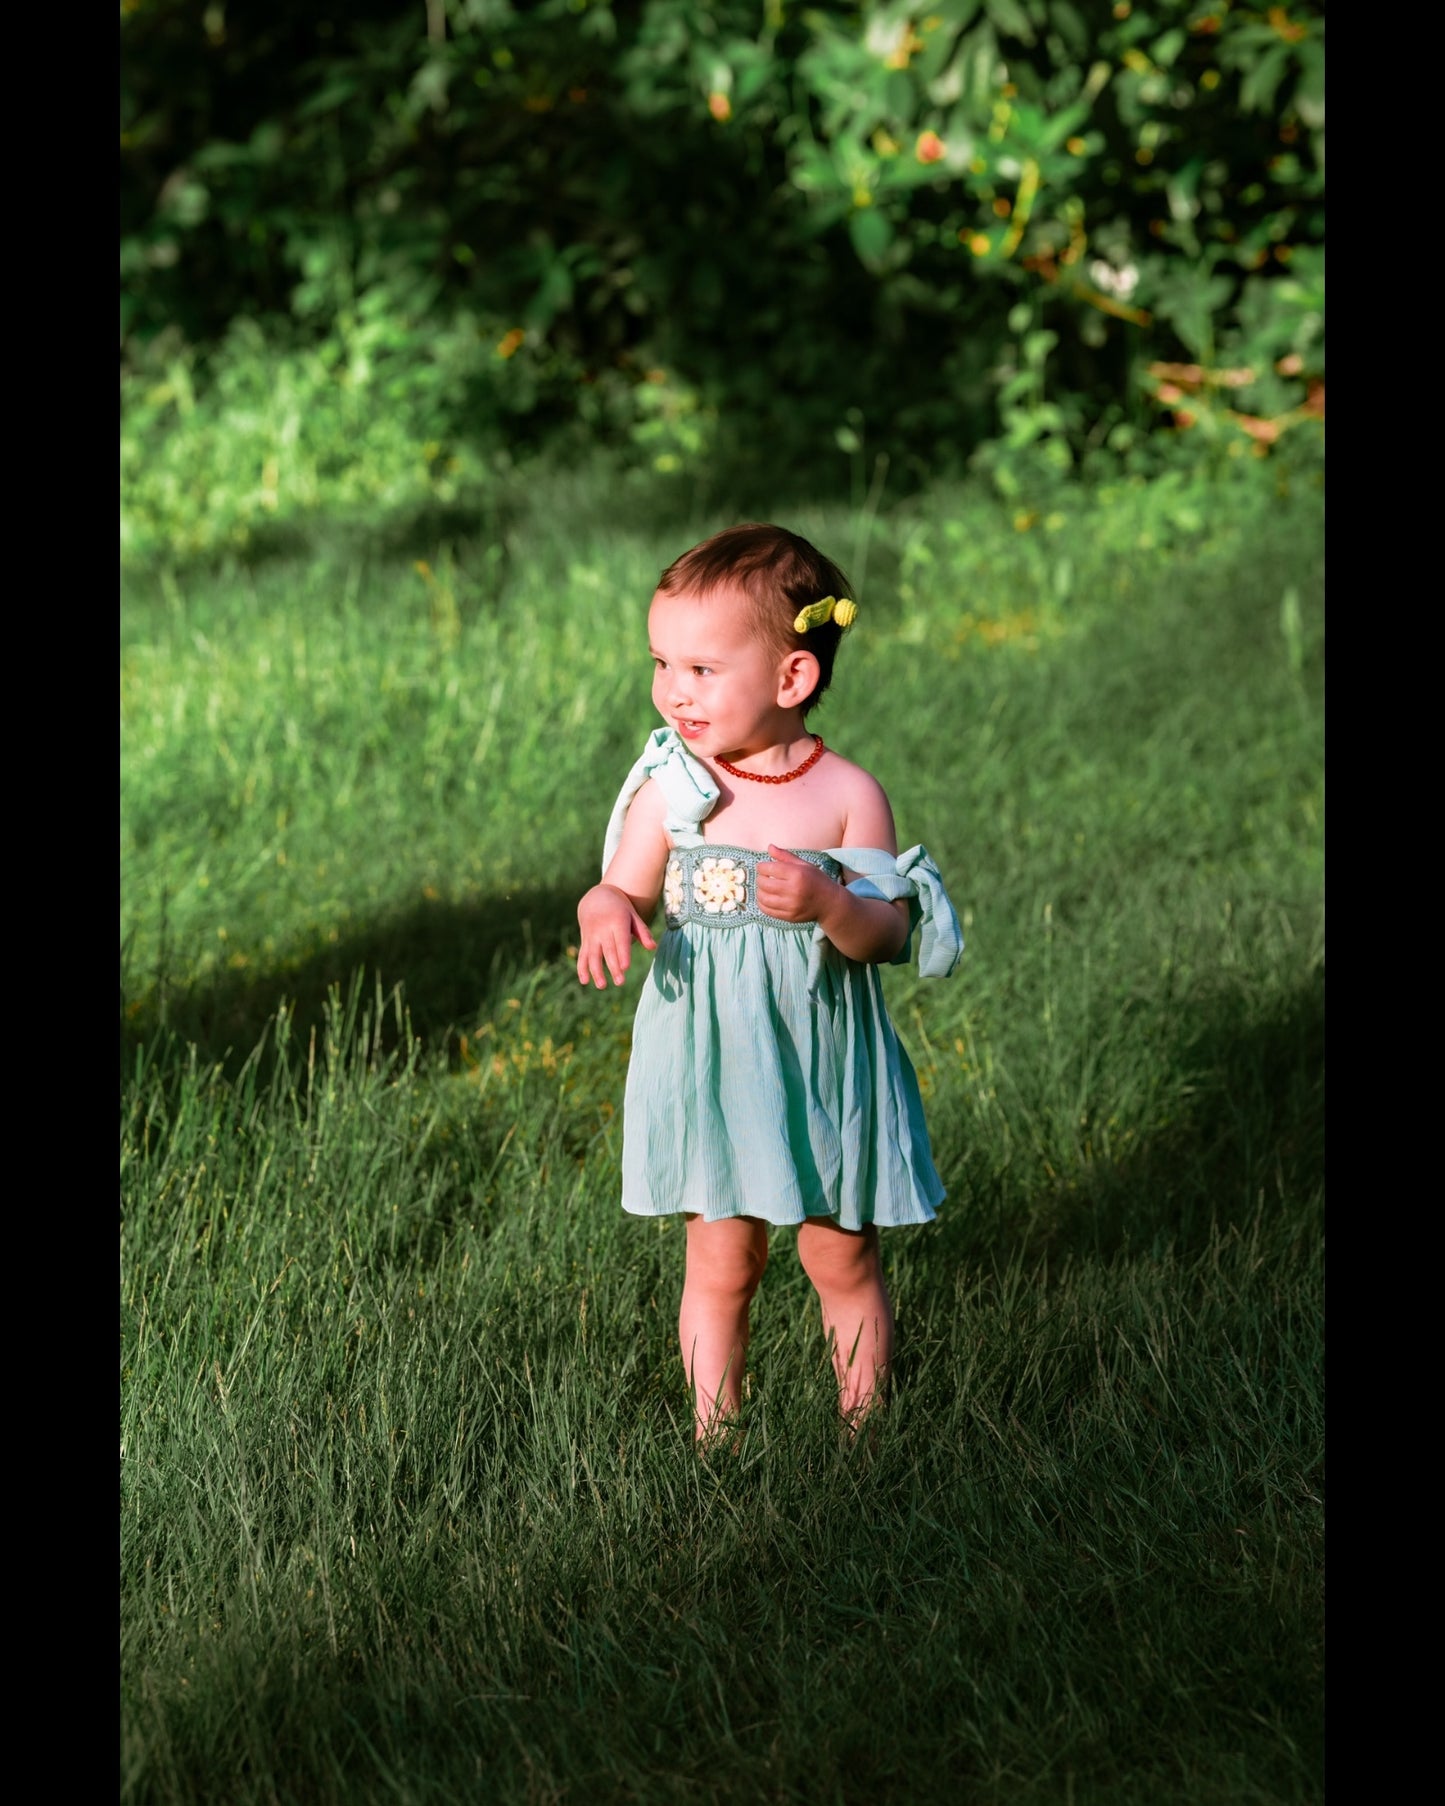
[936,963,1325,1271]
[122,450,748,595]
[121,878,584,1077]
[232,497,524,574]
[126,488,526,588]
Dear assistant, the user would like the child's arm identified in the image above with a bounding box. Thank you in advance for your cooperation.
[758,848,911,964]
[755,769,909,965]
[577,780,669,987]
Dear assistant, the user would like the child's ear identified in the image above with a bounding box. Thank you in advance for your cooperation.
[777,649,820,708]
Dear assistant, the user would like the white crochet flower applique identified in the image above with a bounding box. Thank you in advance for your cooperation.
[692,855,747,914]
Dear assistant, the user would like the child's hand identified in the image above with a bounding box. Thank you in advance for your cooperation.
[577,883,657,987]
[757,845,835,925]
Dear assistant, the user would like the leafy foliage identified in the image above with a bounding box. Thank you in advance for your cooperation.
[122,1,1324,489]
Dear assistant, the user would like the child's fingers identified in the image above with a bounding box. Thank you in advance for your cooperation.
[578,889,659,984]
[578,935,625,987]
[756,870,817,922]
[765,843,807,865]
[758,856,812,894]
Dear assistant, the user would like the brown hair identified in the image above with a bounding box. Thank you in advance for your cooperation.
[655,523,854,715]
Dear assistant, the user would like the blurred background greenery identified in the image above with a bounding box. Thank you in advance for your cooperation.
[120,0,1323,562]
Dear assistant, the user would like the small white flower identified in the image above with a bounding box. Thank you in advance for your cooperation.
[693,856,746,914]
[1089,258,1139,300]
[663,859,684,916]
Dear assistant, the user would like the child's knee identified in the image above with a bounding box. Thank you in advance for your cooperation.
[797,1219,880,1291]
[685,1216,769,1299]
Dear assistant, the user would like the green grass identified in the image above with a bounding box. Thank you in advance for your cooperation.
[121,452,1323,1804]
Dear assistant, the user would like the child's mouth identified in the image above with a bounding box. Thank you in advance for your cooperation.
[676,719,707,739]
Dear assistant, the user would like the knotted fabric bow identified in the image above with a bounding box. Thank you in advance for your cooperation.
[602,727,719,873]
[806,844,964,993]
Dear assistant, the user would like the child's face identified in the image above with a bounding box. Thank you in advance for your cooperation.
[648,588,795,763]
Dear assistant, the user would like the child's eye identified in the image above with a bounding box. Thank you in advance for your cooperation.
[693,666,713,677]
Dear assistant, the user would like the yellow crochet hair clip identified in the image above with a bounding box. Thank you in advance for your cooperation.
[793,596,858,633]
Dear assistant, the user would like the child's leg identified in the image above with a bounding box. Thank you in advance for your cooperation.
[796,1219,895,1424]
[678,1214,769,1441]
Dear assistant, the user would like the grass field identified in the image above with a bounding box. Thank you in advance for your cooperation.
[121,452,1324,1804]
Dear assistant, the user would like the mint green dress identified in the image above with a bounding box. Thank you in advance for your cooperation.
[603,729,964,1230]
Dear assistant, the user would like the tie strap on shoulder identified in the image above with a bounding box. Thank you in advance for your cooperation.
[806,844,964,992]
[602,727,720,874]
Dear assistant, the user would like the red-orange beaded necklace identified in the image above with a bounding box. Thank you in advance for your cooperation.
[714,733,825,784]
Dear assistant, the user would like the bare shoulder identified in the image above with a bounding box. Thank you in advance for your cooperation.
[823,749,899,853]
[622,775,669,828]
[613,775,671,851]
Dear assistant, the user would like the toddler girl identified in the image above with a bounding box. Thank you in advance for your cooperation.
[577,523,962,1442]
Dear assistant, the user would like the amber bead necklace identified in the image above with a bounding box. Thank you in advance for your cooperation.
[713,734,825,785]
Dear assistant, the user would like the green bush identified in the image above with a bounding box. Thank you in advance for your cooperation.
[120,317,499,564]
[122,1,1324,485]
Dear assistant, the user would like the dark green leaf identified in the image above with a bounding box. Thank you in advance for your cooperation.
[849,205,894,263]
